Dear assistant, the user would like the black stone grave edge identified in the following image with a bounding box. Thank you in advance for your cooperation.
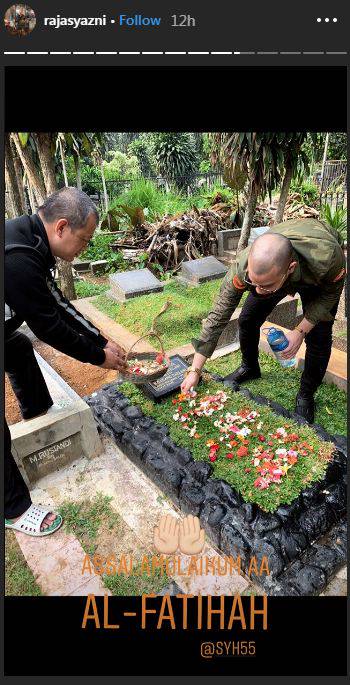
[84,377,347,597]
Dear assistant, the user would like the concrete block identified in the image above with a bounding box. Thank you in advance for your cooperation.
[9,352,102,487]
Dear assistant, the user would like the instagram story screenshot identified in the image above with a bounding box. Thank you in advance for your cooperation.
[0,1,348,682]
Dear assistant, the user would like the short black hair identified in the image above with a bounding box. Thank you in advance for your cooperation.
[38,187,99,229]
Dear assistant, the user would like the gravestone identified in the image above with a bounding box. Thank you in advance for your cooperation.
[90,260,109,275]
[109,268,164,303]
[72,259,91,273]
[217,228,241,256]
[178,256,227,286]
[141,354,189,401]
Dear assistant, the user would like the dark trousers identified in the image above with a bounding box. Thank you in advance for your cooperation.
[5,330,53,419]
[5,418,31,519]
[238,287,339,397]
[5,330,53,519]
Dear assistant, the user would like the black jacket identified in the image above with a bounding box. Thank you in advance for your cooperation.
[5,213,107,365]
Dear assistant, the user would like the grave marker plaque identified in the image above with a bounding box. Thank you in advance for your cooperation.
[141,354,189,401]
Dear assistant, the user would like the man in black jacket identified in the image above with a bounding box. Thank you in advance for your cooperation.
[5,187,128,534]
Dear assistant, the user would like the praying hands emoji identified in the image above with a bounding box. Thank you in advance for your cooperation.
[178,514,205,555]
[154,513,205,555]
[154,514,179,554]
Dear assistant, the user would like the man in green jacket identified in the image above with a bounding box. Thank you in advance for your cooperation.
[181,218,346,423]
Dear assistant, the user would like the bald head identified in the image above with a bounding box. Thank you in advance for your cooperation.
[249,233,293,276]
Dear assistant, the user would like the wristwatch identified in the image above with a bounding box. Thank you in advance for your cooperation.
[184,367,202,379]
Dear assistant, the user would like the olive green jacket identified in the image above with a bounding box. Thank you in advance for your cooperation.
[193,218,346,358]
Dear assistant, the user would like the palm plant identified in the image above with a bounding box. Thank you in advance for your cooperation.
[150,132,197,190]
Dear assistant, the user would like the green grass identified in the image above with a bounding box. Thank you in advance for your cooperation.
[119,378,335,513]
[59,493,121,555]
[206,350,346,437]
[59,493,169,595]
[94,279,248,348]
[5,531,42,596]
[93,279,224,348]
[103,563,170,596]
[75,281,109,299]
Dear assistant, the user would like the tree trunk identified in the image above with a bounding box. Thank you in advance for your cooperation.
[13,154,28,213]
[320,132,330,192]
[100,160,109,212]
[33,133,57,195]
[59,137,69,186]
[24,175,37,213]
[274,162,293,224]
[74,154,82,190]
[5,133,24,217]
[57,258,76,300]
[237,179,258,252]
[11,133,46,206]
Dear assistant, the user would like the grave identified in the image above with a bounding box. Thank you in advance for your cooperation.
[141,354,189,401]
[217,228,241,257]
[109,268,164,303]
[86,378,347,597]
[178,256,228,286]
[9,351,102,487]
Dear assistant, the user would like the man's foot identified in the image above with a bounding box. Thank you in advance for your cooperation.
[7,510,59,531]
[225,364,261,384]
[295,393,315,423]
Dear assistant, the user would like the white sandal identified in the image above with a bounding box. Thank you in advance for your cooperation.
[5,503,63,537]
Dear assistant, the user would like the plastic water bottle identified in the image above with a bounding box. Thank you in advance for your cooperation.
[264,327,296,368]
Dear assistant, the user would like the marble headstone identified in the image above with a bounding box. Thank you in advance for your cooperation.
[109,268,164,303]
[179,256,227,286]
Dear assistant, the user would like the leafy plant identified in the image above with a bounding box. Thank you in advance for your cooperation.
[150,132,198,190]
[290,178,319,205]
[321,204,347,240]
[102,150,140,181]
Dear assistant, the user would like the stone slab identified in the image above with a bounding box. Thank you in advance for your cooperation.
[109,268,164,302]
[179,256,228,285]
[217,228,241,256]
[72,259,91,273]
[90,259,109,275]
[9,352,102,487]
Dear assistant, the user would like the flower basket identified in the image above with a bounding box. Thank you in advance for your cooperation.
[122,332,170,384]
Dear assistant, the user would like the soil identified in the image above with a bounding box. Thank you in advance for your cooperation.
[5,339,117,426]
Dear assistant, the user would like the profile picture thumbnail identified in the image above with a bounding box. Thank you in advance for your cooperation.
[4,4,36,36]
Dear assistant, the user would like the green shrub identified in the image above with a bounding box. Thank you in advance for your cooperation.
[150,132,198,190]
[103,150,140,181]
[290,179,319,206]
[321,204,347,241]
[79,234,129,271]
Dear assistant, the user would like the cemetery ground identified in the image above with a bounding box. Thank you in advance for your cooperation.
[5,275,347,597]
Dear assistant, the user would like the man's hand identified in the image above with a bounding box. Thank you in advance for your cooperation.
[181,371,200,393]
[104,340,126,359]
[281,329,304,359]
[100,346,128,372]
